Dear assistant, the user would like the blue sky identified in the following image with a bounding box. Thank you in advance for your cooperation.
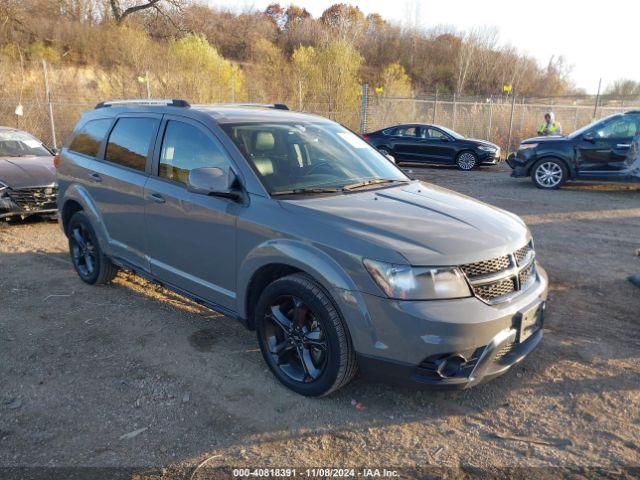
[207,0,640,94]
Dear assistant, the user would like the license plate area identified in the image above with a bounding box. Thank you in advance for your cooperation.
[517,303,543,343]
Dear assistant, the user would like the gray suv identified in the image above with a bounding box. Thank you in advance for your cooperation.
[57,99,548,396]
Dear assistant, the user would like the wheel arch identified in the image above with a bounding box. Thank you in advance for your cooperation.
[59,184,112,253]
[237,240,361,329]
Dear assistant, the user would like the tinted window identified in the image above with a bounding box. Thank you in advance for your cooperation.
[105,117,159,171]
[159,121,230,185]
[422,128,445,139]
[594,118,638,139]
[394,126,418,137]
[68,119,112,157]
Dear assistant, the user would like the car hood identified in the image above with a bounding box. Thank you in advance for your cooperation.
[521,135,567,144]
[279,181,530,266]
[464,138,499,149]
[0,156,56,188]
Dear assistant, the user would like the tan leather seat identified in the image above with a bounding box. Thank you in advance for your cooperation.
[252,131,275,176]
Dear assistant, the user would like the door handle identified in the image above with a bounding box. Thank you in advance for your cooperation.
[147,192,166,204]
[616,143,631,149]
[88,173,102,183]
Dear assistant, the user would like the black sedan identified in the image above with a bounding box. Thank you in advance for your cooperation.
[363,124,501,170]
[0,127,57,220]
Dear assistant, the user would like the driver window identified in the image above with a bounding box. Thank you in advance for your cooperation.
[159,121,231,186]
[594,119,638,140]
[423,128,445,139]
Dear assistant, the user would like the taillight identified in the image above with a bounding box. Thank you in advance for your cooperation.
[53,154,60,169]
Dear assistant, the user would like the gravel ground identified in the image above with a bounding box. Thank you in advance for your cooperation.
[1,164,639,477]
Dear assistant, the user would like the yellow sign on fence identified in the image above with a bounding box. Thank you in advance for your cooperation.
[503,85,512,93]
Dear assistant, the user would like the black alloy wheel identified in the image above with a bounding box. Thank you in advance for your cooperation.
[67,211,118,285]
[255,273,357,396]
[263,295,329,383]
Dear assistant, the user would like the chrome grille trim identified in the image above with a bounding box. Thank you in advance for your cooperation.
[462,242,536,305]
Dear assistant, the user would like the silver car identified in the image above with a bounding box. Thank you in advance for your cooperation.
[57,99,548,396]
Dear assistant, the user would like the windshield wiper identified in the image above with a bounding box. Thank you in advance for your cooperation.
[342,178,406,191]
[271,187,341,196]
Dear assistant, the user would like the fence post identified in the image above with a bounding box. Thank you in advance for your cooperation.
[298,78,303,111]
[145,70,151,99]
[573,106,579,131]
[506,92,517,154]
[452,93,457,130]
[432,88,438,124]
[593,78,601,119]
[42,59,57,150]
[359,83,369,134]
[486,96,492,140]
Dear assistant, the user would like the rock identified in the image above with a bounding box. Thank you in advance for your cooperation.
[182,392,191,403]
[6,398,22,410]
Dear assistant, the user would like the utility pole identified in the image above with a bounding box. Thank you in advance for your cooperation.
[593,78,602,119]
[42,60,57,150]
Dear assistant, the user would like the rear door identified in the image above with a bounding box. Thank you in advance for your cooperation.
[388,126,423,161]
[80,114,161,269]
[143,115,241,310]
[417,127,458,164]
[577,116,638,176]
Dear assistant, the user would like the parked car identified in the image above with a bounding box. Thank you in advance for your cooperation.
[507,111,640,189]
[0,127,57,220]
[57,99,547,396]
[363,124,501,170]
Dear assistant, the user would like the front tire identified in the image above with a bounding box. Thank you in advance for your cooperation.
[456,151,478,170]
[531,158,567,189]
[67,211,118,285]
[255,273,357,396]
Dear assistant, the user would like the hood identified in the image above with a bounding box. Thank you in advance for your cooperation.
[280,181,530,266]
[463,138,499,149]
[0,156,56,189]
[521,135,566,144]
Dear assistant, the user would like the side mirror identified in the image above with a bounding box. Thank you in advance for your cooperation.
[583,133,595,143]
[385,154,396,164]
[50,147,59,155]
[187,167,240,200]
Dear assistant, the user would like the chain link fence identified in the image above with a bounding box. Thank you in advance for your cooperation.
[2,74,640,156]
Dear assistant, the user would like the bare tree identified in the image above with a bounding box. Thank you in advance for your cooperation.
[108,0,183,25]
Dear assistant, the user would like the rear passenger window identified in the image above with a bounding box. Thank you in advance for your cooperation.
[68,119,112,157]
[158,121,231,185]
[105,117,159,171]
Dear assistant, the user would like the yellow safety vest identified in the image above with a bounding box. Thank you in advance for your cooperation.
[538,122,560,135]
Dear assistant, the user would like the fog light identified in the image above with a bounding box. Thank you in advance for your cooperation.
[436,354,466,378]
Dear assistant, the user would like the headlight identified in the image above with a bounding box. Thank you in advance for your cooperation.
[519,143,538,150]
[363,259,472,300]
[478,145,496,152]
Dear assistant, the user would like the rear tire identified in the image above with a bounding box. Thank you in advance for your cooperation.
[531,158,567,189]
[456,151,478,170]
[67,211,118,285]
[255,273,357,397]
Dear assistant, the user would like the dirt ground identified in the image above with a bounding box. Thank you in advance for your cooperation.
[1,164,639,477]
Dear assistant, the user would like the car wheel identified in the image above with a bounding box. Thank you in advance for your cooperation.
[456,151,478,170]
[255,273,357,397]
[532,159,567,189]
[67,211,118,285]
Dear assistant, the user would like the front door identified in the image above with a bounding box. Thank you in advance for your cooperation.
[577,116,638,176]
[417,127,457,164]
[389,126,423,161]
[144,116,242,311]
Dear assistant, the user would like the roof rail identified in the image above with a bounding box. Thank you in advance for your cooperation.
[95,99,190,109]
[195,102,290,111]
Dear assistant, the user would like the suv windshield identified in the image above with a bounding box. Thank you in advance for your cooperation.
[0,131,50,157]
[222,122,408,194]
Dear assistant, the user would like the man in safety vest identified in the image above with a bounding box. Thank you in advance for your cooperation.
[537,112,562,136]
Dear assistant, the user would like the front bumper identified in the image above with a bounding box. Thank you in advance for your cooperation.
[346,264,548,389]
[0,185,58,219]
[506,152,535,177]
[479,148,501,165]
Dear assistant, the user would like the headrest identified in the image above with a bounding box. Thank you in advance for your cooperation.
[254,131,275,152]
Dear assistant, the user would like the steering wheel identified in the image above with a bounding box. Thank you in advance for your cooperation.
[305,161,333,176]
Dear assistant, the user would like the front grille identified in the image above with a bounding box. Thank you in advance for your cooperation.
[460,255,511,277]
[462,242,536,304]
[514,242,533,266]
[474,278,517,301]
[7,186,57,211]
